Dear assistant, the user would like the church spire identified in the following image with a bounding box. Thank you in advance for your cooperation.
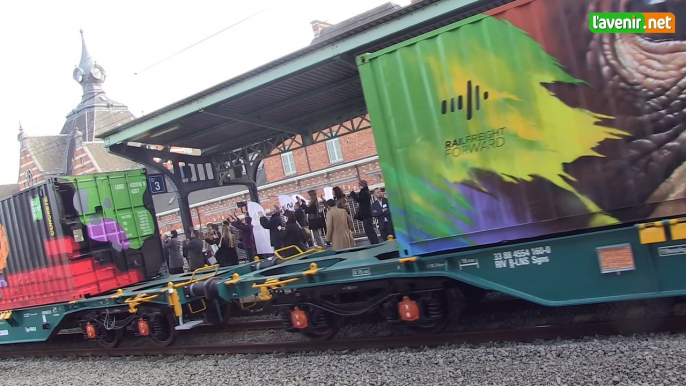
[73,29,106,86]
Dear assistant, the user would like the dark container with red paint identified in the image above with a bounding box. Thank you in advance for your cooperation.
[0,169,164,311]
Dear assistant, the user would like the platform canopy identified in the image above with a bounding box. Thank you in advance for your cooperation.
[102,0,513,160]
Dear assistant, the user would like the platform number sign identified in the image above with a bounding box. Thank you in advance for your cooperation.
[147,174,167,195]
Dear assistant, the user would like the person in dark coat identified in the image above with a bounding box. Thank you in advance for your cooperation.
[183,230,205,271]
[231,214,257,261]
[294,202,307,226]
[305,190,325,248]
[259,206,284,251]
[371,188,395,242]
[161,233,170,271]
[350,180,379,244]
[293,201,311,247]
[277,211,308,258]
[213,223,239,267]
[166,230,184,274]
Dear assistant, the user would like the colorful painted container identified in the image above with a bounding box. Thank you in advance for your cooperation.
[0,169,164,311]
[358,0,686,257]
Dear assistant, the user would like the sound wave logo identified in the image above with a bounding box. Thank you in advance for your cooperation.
[440,80,489,120]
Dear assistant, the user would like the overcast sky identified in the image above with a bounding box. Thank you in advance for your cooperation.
[0,0,410,185]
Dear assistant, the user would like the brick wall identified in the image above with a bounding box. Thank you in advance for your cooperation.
[72,145,98,175]
[17,144,43,189]
[263,117,378,183]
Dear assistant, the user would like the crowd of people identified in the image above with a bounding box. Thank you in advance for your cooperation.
[160,180,395,273]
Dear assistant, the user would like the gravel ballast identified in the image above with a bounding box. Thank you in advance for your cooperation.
[1,332,685,386]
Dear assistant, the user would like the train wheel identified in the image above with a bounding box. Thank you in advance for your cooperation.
[302,309,341,341]
[203,301,232,325]
[402,287,464,335]
[97,326,123,349]
[149,313,177,347]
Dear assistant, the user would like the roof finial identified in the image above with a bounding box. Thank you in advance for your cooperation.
[17,121,25,144]
[78,29,94,72]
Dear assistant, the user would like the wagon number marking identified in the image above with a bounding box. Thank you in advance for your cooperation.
[352,268,371,277]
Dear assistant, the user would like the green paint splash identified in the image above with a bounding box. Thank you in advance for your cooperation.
[373,16,630,241]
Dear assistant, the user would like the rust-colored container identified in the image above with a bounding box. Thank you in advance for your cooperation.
[0,169,164,311]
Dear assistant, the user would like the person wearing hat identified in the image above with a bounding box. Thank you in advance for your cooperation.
[349,180,379,244]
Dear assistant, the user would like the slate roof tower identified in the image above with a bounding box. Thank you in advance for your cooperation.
[60,30,136,141]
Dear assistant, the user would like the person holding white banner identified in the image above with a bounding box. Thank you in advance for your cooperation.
[278,195,297,213]
[246,201,276,256]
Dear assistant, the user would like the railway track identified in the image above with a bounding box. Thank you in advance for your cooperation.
[3,316,685,359]
[52,318,285,342]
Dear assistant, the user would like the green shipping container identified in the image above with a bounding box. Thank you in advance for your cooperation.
[358,0,686,257]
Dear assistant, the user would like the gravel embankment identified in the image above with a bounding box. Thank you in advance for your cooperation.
[1,332,685,386]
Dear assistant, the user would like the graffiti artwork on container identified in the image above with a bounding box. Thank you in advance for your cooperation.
[67,178,156,251]
[368,0,686,253]
[72,192,131,252]
[0,223,8,293]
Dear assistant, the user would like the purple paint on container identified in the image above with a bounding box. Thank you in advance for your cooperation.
[87,217,130,251]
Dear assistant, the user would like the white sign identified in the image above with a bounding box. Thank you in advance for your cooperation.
[323,187,334,200]
[246,201,274,255]
[278,195,296,212]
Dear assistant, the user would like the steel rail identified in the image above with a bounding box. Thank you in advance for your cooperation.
[3,316,684,359]
[51,318,285,342]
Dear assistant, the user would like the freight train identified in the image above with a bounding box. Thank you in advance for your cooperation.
[3,0,686,348]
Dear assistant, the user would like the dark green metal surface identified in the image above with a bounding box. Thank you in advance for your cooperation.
[0,268,231,345]
[213,220,686,307]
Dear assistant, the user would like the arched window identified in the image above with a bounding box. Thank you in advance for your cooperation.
[26,169,33,187]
